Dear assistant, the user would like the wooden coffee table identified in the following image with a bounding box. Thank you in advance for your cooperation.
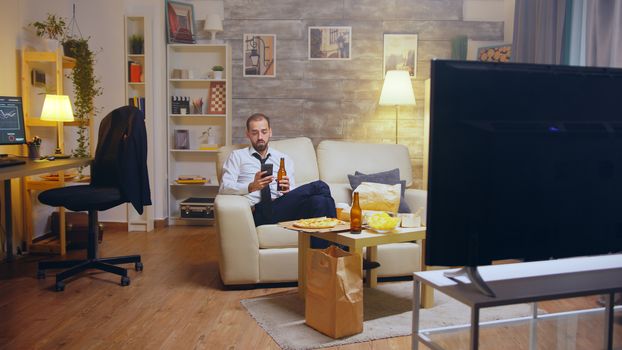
[297,226,434,308]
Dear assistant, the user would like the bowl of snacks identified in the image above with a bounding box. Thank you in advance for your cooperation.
[367,212,401,233]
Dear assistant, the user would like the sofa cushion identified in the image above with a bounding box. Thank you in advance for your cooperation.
[348,168,411,213]
[270,137,319,186]
[317,140,413,187]
[353,182,401,212]
[257,224,298,248]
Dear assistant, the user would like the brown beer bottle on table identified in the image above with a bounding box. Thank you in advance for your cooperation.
[350,192,362,233]
[277,157,287,192]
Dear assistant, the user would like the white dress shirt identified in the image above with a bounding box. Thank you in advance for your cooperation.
[219,145,296,205]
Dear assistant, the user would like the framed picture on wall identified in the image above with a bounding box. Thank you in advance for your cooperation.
[174,129,190,149]
[166,0,196,44]
[477,44,512,62]
[308,26,351,60]
[383,34,418,78]
[243,34,276,77]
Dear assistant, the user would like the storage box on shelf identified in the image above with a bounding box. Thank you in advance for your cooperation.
[125,15,154,232]
[167,43,231,225]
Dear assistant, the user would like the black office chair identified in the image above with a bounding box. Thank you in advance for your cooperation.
[37,106,152,292]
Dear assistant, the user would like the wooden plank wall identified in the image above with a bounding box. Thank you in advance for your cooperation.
[222,0,504,188]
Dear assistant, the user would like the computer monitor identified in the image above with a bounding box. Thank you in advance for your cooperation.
[0,96,27,145]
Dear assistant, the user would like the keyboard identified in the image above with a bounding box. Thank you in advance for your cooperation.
[0,157,26,168]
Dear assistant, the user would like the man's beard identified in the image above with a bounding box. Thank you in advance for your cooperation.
[252,140,267,152]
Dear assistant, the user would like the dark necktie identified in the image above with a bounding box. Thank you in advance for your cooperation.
[252,153,272,208]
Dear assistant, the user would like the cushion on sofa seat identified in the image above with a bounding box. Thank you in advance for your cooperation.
[327,183,352,204]
[259,248,299,282]
[257,224,298,248]
[317,140,413,187]
[270,137,319,186]
[353,182,401,212]
[348,168,411,213]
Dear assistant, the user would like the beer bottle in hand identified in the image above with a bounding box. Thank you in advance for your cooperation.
[350,192,362,233]
[277,157,287,192]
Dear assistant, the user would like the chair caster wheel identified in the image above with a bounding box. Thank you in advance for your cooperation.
[121,276,130,286]
[135,262,143,271]
[37,270,46,279]
[55,282,65,292]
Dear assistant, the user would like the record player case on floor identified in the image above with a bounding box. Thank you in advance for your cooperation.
[180,197,215,219]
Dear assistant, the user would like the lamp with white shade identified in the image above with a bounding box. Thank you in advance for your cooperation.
[204,14,223,40]
[379,70,416,144]
[40,94,74,158]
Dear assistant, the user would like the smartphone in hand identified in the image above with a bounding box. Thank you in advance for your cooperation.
[261,163,273,178]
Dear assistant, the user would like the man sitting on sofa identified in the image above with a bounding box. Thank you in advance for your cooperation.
[219,113,381,270]
[219,113,336,226]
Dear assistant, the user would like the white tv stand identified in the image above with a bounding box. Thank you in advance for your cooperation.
[412,254,622,350]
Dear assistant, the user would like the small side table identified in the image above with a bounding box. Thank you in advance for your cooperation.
[297,226,434,308]
[412,254,622,350]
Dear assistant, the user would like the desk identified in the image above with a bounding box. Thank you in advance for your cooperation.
[297,226,434,308]
[1,157,92,261]
[412,254,622,350]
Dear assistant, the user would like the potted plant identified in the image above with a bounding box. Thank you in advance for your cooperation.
[62,38,81,58]
[68,38,102,177]
[30,13,68,51]
[129,34,144,54]
[212,65,224,79]
[30,13,82,57]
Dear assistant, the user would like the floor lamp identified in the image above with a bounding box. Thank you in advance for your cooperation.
[379,70,416,144]
[40,94,74,158]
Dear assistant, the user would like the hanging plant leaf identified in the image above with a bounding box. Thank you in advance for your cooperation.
[67,38,102,175]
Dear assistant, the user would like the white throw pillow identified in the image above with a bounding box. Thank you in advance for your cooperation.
[353,182,401,213]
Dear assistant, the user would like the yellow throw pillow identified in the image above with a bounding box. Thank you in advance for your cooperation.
[353,182,400,213]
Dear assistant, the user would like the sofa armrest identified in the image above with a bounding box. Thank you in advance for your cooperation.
[214,194,260,284]
[404,189,427,226]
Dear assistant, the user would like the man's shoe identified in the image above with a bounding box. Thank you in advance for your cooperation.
[362,259,380,270]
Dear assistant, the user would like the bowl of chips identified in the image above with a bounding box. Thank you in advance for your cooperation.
[367,212,401,233]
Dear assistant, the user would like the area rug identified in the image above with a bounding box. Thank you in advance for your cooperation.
[240,281,538,350]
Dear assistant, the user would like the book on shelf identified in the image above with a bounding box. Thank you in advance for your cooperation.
[199,144,219,151]
[178,175,206,181]
[128,96,146,114]
[128,61,142,83]
[175,175,208,185]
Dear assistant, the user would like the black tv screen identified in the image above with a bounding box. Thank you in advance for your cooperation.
[426,60,622,267]
[0,96,26,145]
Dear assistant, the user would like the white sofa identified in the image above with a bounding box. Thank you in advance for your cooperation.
[214,137,427,286]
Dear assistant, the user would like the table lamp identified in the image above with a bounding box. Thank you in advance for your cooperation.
[379,70,416,144]
[204,14,223,40]
[41,94,74,158]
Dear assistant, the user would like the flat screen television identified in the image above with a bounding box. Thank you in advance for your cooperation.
[0,96,26,145]
[426,60,622,295]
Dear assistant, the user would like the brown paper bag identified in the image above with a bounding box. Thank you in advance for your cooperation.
[305,245,363,338]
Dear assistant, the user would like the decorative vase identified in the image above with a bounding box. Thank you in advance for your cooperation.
[213,71,223,80]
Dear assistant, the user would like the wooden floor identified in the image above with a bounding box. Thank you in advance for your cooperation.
[0,225,617,349]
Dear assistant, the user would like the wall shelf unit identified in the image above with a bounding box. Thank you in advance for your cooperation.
[125,15,154,232]
[20,47,89,255]
[166,43,231,225]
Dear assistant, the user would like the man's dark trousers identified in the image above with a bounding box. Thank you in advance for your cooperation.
[253,180,336,227]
